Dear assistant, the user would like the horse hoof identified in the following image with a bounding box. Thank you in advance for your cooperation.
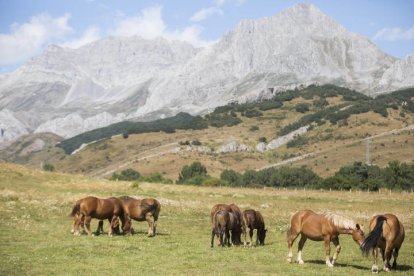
[298,260,304,265]
[327,263,334,268]
[287,258,292,263]
[371,265,378,273]
[384,267,390,272]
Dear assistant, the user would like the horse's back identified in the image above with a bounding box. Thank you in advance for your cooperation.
[372,214,405,248]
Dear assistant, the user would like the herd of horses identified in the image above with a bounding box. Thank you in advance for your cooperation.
[70,197,405,273]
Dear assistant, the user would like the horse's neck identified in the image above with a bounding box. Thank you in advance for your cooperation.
[335,226,354,235]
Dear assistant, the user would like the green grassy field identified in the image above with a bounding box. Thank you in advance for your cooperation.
[1,162,413,275]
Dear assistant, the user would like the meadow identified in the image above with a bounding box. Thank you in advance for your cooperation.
[0,162,413,275]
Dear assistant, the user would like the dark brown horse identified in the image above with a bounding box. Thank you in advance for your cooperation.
[119,196,161,237]
[210,203,244,246]
[211,210,237,247]
[361,214,405,272]
[287,210,365,267]
[70,196,124,236]
[243,209,267,246]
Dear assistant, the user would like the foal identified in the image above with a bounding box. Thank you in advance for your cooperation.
[361,214,405,272]
[243,209,267,246]
[211,210,236,247]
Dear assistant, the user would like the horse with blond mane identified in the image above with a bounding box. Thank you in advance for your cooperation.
[287,210,365,267]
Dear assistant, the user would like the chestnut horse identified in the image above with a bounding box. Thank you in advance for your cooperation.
[211,210,237,247]
[210,203,244,246]
[361,214,405,272]
[119,196,161,237]
[70,196,124,236]
[243,209,267,246]
[287,210,365,267]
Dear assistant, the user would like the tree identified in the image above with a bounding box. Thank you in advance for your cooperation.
[220,169,242,186]
[177,161,208,184]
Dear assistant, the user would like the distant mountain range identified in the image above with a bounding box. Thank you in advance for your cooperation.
[1,3,413,145]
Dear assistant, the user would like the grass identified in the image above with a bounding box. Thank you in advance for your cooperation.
[0,162,413,275]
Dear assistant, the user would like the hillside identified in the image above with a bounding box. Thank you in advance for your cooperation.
[1,85,413,182]
[0,162,413,274]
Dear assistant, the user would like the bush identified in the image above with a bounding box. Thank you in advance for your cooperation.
[295,103,310,113]
[43,163,55,172]
[177,162,208,184]
[122,132,129,139]
[138,172,173,184]
[286,135,309,148]
[191,140,202,146]
[111,168,141,181]
[258,137,267,143]
[249,125,259,132]
[242,109,263,118]
[220,169,242,186]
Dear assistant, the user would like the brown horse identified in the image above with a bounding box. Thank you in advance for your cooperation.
[119,196,161,237]
[287,210,365,267]
[211,210,237,247]
[210,203,244,246]
[361,214,405,272]
[243,209,267,246]
[70,196,124,236]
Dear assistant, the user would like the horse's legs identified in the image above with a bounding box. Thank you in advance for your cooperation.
[94,220,104,235]
[146,213,155,237]
[392,247,400,270]
[297,235,307,264]
[324,237,333,268]
[73,214,82,235]
[249,227,254,247]
[372,247,379,273]
[219,228,224,247]
[287,229,300,263]
[383,244,392,272]
[84,215,93,236]
[211,228,216,248]
[226,228,231,247]
[331,237,341,265]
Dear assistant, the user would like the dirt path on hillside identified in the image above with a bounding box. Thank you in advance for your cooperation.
[257,124,414,171]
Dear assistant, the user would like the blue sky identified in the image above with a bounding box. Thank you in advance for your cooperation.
[1,0,413,73]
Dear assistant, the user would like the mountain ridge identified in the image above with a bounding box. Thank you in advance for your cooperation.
[1,3,413,144]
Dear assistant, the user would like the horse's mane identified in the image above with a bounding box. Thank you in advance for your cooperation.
[324,213,357,230]
[119,195,135,200]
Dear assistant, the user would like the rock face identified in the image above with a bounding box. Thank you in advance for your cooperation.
[217,141,250,153]
[1,3,413,143]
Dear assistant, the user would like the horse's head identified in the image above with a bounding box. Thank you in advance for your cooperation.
[258,228,267,245]
[122,218,132,234]
[351,224,365,246]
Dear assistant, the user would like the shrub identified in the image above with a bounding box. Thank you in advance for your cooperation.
[243,109,263,118]
[191,140,202,146]
[295,103,310,113]
[177,162,208,184]
[43,163,55,172]
[258,137,267,143]
[122,132,129,139]
[286,135,309,148]
[139,172,173,184]
[220,169,242,186]
[111,168,141,181]
[249,125,259,132]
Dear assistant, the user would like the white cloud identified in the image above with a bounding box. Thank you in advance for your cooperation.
[110,5,214,48]
[0,13,72,65]
[373,25,414,41]
[109,5,166,39]
[214,0,246,7]
[62,26,101,48]
[190,7,222,22]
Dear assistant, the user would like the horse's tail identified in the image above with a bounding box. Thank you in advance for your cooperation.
[153,200,161,221]
[361,215,387,256]
[70,201,81,217]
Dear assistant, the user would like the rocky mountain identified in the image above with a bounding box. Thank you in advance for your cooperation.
[0,3,413,145]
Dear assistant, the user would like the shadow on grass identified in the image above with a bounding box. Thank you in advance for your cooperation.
[396,265,413,272]
[306,260,366,270]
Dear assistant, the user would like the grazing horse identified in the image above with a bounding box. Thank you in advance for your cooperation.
[70,196,124,236]
[361,214,405,273]
[210,203,244,246]
[119,196,161,237]
[243,209,267,246]
[211,210,237,247]
[287,210,365,267]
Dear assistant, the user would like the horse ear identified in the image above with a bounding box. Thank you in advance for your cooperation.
[356,224,360,230]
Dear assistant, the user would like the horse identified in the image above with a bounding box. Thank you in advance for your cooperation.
[70,196,124,236]
[211,210,237,247]
[287,210,365,267]
[243,209,267,246]
[119,196,161,237]
[210,203,244,246]
[75,217,120,236]
[361,214,405,272]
